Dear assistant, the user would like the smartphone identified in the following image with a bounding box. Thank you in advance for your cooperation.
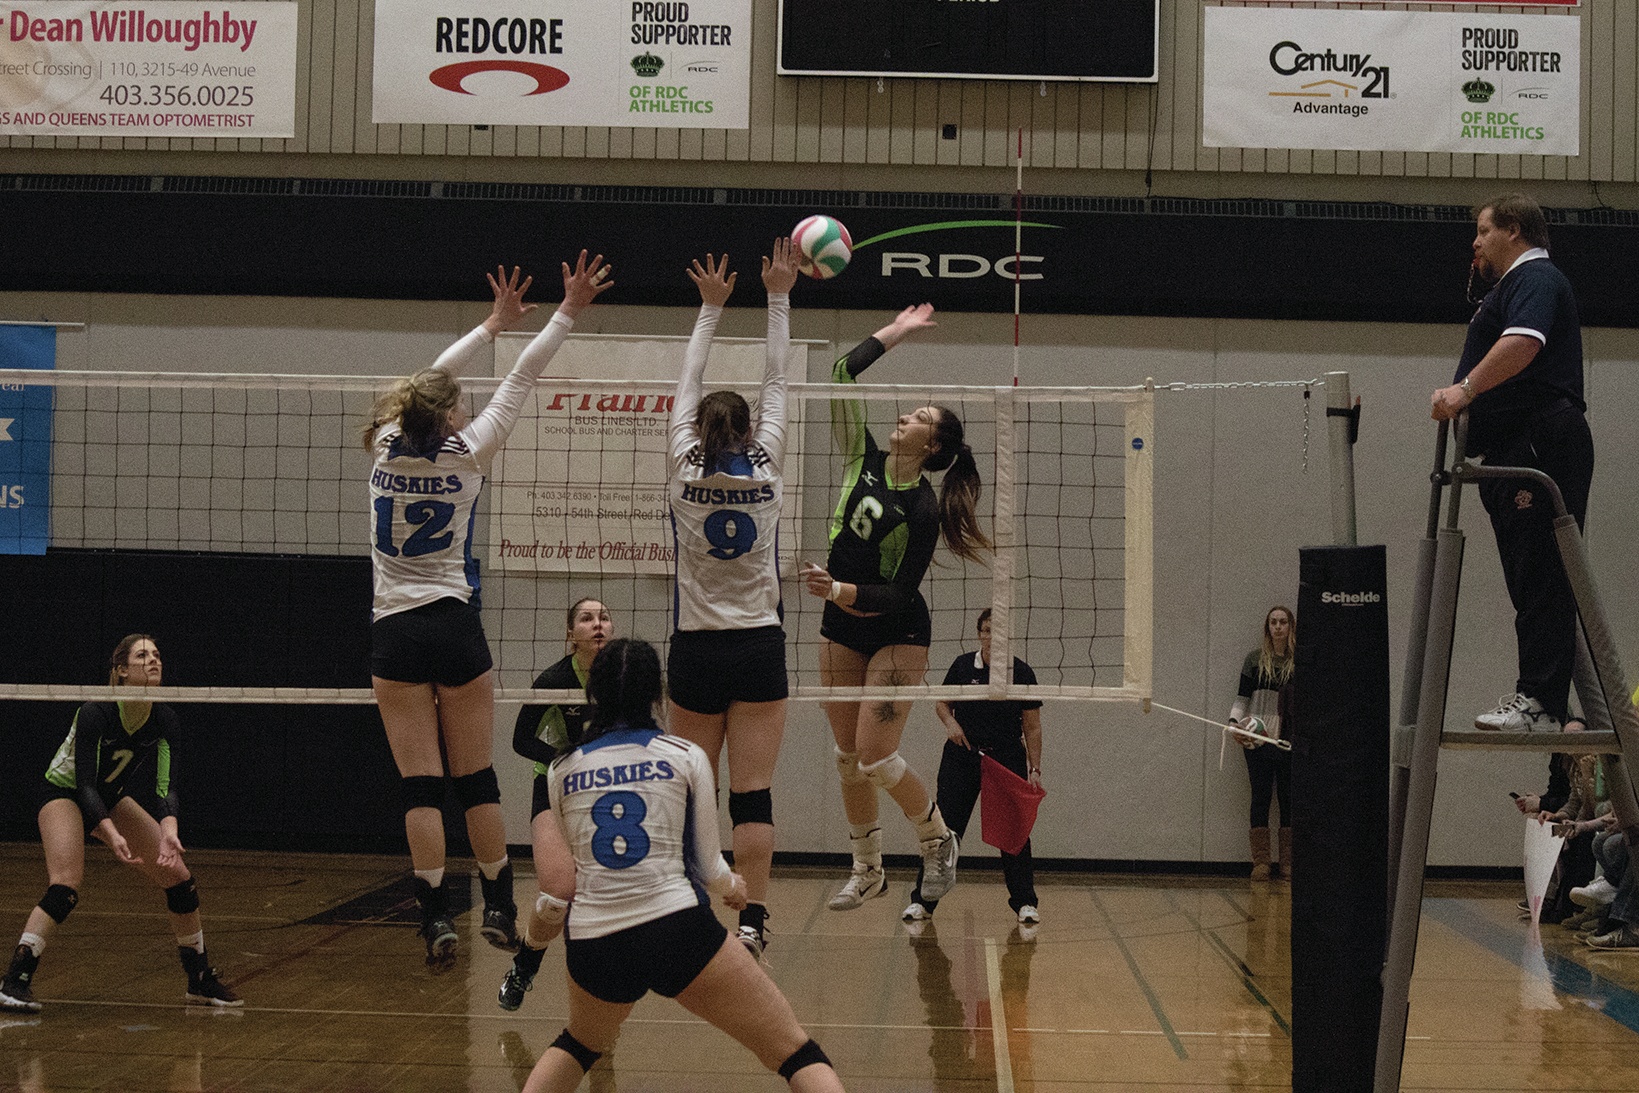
[1508,791,1521,800]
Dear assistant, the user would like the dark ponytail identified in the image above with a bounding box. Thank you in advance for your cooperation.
[696,390,751,475]
[925,406,991,562]
[584,637,663,738]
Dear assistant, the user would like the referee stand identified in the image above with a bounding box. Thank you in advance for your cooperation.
[1373,411,1639,1093]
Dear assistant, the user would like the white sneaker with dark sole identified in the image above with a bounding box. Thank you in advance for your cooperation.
[918,832,960,901]
[1474,693,1561,733]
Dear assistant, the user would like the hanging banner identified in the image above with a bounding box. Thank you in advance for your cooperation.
[1203,8,1580,155]
[0,326,55,555]
[371,0,752,128]
[487,333,804,575]
[0,1,298,137]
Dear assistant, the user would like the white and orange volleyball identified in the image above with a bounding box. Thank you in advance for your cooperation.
[792,215,853,280]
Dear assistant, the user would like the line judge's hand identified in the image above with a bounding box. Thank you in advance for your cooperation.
[687,252,737,307]
[1430,383,1471,421]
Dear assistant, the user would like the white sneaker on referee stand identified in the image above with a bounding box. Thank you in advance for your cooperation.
[1474,693,1561,733]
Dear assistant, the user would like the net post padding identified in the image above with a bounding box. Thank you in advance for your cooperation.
[988,384,1018,696]
[1124,383,1155,700]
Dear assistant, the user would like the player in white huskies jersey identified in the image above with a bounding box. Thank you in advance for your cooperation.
[364,255,612,971]
[662,242,801,963]
[523,638,844,1093]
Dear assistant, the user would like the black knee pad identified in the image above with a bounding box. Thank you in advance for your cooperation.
[777,1039,831,1082]
[38,884,78,924]
[551,1029,602,1073]
[401,775,446,812]
[452,766,501,809]
[165,877,200,915]
[728,788,774,828]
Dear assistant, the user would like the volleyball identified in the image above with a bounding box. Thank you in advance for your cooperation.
[792,215,852,280]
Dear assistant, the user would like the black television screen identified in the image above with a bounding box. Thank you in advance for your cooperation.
[777,0,1159,82]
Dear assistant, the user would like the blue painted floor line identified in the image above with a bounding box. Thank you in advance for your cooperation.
[1424,898,1639,1036]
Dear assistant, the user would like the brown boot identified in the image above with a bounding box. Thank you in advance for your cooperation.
[1249,828,1272,881]
[1278,827,1293,880]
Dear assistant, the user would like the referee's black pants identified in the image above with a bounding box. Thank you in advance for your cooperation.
[910,738,1038,913]
[1477,401,1594,724]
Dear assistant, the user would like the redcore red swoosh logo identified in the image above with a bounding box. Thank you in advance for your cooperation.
[428,61,571,95]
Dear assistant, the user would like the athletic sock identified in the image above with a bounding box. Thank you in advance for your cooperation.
[413,867,445,890]
[848,824,883,869]
[914,804,950,843]
[739,902,769,935]
[18,932,44,959]
[513,942,547,978]
[176,930,205,955]
[478,856,509,882]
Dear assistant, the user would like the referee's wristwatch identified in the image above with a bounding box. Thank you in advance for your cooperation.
[1459,375,1475,402]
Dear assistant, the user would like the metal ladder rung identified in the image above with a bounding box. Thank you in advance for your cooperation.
[1439,729,1621,753]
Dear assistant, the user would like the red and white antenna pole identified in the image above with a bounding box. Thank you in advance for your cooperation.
[1012,127,1024,387]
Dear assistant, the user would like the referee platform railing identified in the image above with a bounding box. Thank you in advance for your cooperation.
[1375,411,1639,1093]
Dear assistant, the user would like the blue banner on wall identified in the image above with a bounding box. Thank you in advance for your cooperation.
[0,326,55,554]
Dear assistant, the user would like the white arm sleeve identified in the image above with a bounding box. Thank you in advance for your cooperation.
[431,325,495,377]
[751,292,790,469]
[669,304,722,470]
[460,310,575,465]
[1229,698,1248,724]
[683,746,736,897]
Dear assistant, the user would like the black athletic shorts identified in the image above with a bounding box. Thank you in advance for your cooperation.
[530,772,553,820]
[565,902,728,1004]
[820,595,932,657]
[667,625,789,715]
[371,597,494,686]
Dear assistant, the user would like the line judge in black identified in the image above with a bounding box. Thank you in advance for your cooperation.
[903,609,1044,928]
[1431,193,1592,736]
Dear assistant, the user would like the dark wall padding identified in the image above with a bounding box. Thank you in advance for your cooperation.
[4,178,1637,326]
[0,549,410,851]
[1291,545,1391,1093]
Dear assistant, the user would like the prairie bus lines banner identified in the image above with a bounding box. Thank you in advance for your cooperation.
[372,0,752,128]
[0,1,297,137]
[1203,8,1580,155]
[486,333,799,576]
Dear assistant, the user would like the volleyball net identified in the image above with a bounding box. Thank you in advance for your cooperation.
[0,347,1152,707]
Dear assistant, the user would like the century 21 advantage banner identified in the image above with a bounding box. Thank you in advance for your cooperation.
[1203,8,1579,155]
[0,2,297,137]
[372,0,751,128]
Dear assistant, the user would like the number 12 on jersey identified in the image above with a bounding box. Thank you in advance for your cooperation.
[374,496,456,557]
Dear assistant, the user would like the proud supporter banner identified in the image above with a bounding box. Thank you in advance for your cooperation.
[1203,8,1580,155]
[0,1,296,137]
[372,0,751,128]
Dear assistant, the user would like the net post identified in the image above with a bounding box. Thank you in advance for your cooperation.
[989,385,1017,697]
[1124,381,1155,699]
[1325,370,1358,547]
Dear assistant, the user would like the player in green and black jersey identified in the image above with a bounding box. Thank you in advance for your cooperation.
[798,304,992,916]
[1,635,241,1013]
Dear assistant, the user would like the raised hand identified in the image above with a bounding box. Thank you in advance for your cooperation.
[561,250,615,316]
[687,253,737,307]
[761,237,799,295]
[483,265,539,334]
[877,303,937,350]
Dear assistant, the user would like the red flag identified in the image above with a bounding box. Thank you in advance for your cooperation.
[979,754,1046,855]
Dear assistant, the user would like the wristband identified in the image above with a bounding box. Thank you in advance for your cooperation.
[1459,375,1475,401]
[827,581,843,602]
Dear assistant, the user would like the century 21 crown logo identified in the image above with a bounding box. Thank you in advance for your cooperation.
[1268,41,1392,98]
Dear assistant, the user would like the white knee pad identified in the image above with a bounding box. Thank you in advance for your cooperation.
[533,891,570,926]
[859,752,907,790]
[834,747,868,785]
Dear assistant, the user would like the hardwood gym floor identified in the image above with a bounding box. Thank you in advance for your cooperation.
[1,847,1637,1091]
